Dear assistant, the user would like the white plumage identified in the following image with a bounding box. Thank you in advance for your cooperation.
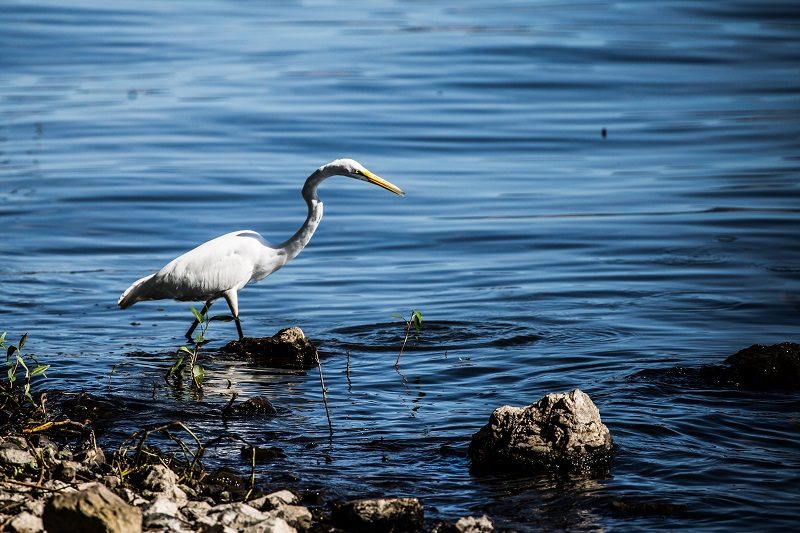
[118,159,404,339]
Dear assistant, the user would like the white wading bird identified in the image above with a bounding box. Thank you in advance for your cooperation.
[118,159,404,340]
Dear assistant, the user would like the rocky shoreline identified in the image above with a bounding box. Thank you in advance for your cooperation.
[0,433,496,533]
[2,331,796,532]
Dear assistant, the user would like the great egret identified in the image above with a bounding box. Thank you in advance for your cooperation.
[118,158,404,339]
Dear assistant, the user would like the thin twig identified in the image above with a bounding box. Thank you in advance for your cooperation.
[394,320,412,368]
[316,354,333,437]
[0,479,66,493]
[245,445,256,502]
[345,350,352,392]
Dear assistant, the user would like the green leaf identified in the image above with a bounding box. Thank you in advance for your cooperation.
[0,332,7,345]
[210,314,235,322]
[7,367,15,384]
[192,364,205,386]
[194,333,205,344]
[167,355,186,377]
[178,346,194,355]
[190,306,204,324]
[7,346,17,359]
[411,310,423,332]
[15,353,29,374]
[31,364,50,377]
[18,333,27,351]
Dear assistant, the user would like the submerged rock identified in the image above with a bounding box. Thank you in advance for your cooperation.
[469,389,612,474]
[633,342,800,390]
[222,327,319,369]
[43,483,142,533]
[230,396,278,416]
[332,497,423,533]
[721,342,800,389]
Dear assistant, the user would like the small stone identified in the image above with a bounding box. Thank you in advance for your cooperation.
[143,496,187,531]
[332,497,423,533]
[0,443,34,466]
[54,461,79,482]
[268,505,311,531]
[43,483,142,533]
[138,463,179,493]
[454,515,494,532]
[7,511,43,533]
[56,448,74,461]
[181,500,212,522]
[23,499,45,518]
[274,327,305,344]
[263,490,299,509]
[75,446,106,466]
[200,502,297,532]
[231,396,278,416]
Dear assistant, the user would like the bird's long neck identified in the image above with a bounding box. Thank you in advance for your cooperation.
[278,170,326,262]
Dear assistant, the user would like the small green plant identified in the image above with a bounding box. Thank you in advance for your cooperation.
[391,309,423,368]
[1,332,50,408]
[166,308,233,389]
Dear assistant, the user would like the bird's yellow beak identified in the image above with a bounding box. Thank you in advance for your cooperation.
[362,169,405,197]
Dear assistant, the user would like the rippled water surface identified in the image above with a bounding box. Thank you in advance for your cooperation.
[2,1,799,530]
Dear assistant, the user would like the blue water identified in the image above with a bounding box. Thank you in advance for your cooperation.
[2,0,799,530]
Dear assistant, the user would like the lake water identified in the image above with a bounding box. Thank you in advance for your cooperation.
[1,0,799,530]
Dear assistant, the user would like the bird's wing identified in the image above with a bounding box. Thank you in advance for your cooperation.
[149,231,279,301]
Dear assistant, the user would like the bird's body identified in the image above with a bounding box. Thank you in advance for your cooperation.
[118,159,403,339]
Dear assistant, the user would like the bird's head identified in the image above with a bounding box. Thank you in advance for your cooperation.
[321,158,405,196]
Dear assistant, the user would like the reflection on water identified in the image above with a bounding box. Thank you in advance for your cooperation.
[1,0,799,530]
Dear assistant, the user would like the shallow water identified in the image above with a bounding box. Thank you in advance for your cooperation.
[1,0,799,530]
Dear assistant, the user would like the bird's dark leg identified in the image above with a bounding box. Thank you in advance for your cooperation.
[185,300,214,340]
[223,290,244,340]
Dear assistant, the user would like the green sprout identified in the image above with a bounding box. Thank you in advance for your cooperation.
[1,332,50,408]
[166,308,233,389]
[391,309,423,368]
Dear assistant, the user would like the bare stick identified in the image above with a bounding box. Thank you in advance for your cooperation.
[345,350,352,392]
[316,354,333,437]
[394,320,412,368]
[245,446,256,502]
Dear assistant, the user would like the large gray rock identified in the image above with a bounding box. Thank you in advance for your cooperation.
[138,463,178,493]
[42,483,142,533]
[332,497,423,532]
[469,389,612,474]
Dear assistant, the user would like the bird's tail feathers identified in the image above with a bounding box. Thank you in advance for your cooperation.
[118,273,156,309]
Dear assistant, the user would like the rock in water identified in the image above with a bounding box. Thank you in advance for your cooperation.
[222,327,319,368]
[469,389,612,474]
[332,497,423,532]
[43,483,142,533]
[722,342,800,389]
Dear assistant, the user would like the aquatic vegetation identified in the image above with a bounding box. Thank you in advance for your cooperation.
[1,332,49,410]
[166,307,234,389]
[392,309,423,368]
